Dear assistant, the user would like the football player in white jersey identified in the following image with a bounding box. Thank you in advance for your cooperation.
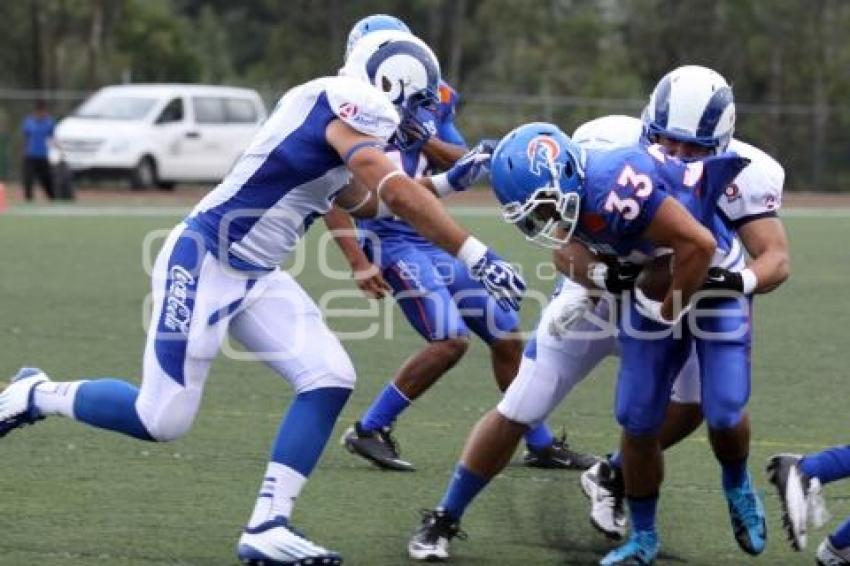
[327,15,595,473]
[0,32,524,566]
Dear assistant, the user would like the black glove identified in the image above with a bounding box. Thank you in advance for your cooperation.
[702,267,744,292]
[592,262,641,294]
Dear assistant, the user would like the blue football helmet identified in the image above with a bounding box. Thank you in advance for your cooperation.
[490,122,585,248]
[345,14,411,61]
[642,65,735,153]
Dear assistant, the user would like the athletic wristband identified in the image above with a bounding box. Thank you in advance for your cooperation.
[456,236,488,269]
[740,268,758,294]
[589,263,609,291]
[430,172,453,197]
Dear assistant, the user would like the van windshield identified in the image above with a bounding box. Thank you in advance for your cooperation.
[75,94,158,121]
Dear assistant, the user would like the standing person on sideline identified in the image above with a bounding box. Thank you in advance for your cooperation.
[21,99,56,202]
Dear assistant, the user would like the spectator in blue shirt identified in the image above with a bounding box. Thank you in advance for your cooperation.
[21,100,56,201]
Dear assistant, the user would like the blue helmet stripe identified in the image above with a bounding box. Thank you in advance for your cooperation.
[696,85,733,139]
[653,74,672,128]
[365,40,439,103]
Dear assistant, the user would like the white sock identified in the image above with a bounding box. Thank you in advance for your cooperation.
[33,381,87,418]
[247,462,307,528]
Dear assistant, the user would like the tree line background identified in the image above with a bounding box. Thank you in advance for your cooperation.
[1,0,848,190]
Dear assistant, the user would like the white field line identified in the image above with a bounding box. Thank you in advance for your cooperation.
[2,204,850,218]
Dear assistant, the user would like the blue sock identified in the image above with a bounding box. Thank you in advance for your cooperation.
[73,379,153,441]
[360,383,410,432]
[609,451,623,471]
[524,423,555,450]
[628,495,658,533]
[800,445,850,485]
[721,457,749,490]
[271,387,351,477]
[438,464,490,520]
[830,515,850,550]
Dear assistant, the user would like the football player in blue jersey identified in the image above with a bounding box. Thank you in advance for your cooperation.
[566,68,784,560]
[0,32,525,566]
[407,121,749,562]
[329,15,595,471]
[768,449,850,564]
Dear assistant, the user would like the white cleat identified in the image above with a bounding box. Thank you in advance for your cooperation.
[0,367,50,438]
[767,453,829,551]
[817,537,850,566]
[581,460,628,540]
[237,516,342,565]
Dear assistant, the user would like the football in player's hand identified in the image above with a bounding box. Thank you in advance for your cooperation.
[635,254,673,302]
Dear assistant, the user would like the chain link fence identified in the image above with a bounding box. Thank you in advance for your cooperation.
[1,88,847,191]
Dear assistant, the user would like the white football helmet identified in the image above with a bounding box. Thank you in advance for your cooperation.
[642,65,735,153]
[340,30,440,112]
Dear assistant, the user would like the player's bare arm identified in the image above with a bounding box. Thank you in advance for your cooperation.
[323,206,390,299]
[737,216,790,293]
[642,197,717,320]
[327,119,469,254]
[423,137,468,170]
[553,240,603,289]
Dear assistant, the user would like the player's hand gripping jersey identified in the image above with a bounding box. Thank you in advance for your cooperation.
[189,76,399,271]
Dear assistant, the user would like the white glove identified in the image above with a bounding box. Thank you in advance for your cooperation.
[548,287,593,339]
[633,287,690,326]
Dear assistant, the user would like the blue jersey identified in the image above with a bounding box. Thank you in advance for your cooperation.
[359,80,466,246]
[575,144,748,262]
[189,76,399,271]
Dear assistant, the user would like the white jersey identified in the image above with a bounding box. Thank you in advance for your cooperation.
[572,115,785,271]
[189,76,399,271]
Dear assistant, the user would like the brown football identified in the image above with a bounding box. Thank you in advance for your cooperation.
[635,254,673,302]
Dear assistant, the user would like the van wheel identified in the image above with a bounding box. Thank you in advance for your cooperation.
[130,156,157,190]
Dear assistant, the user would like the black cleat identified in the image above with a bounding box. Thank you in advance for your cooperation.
[523,434,599,470]
[341,422,415,471]
[408,509,466,561]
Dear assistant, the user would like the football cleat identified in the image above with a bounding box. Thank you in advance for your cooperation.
[408,508,466,561]
[0,367,49,438]
[817,537,850,566]
[523,434,599,470]
[341,422,414,471]
[767,453,829,550]
[237,516,342,565]
[724,472,767,555]
[599,530,659,565]
[581,460,627,540]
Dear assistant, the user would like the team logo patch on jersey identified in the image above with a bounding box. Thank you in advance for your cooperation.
[527,136,561,175]
[338,102,358,119]
[725,183,742,203]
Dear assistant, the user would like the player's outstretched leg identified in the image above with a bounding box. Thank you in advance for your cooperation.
[1,368,155,440]
[238,387,350,566]
[581,455,627,540]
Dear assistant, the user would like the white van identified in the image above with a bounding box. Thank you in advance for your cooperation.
[53,84,267,189]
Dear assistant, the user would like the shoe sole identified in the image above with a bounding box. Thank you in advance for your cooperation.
[766,455,805,551]
[408,547,448,562]
[340,431,415,472]
[238,544,342,565]
[580,472,626,541]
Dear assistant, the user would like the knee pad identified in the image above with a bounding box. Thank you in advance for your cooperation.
[136,388,200,442]
[615,399,666,437]
[703,395,746,431]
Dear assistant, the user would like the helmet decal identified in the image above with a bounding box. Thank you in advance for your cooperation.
[696,85,733,139]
